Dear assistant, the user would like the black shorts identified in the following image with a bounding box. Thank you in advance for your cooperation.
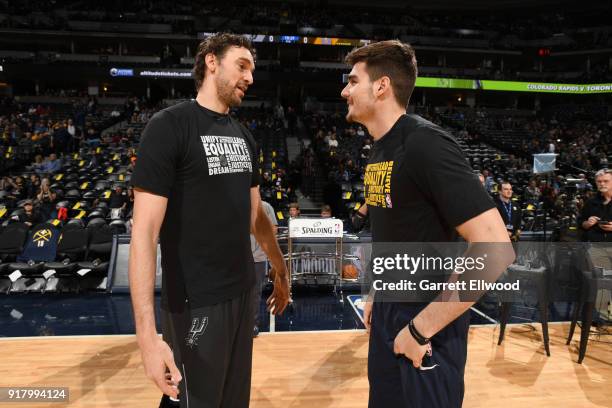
[160,289,255,408]
[368,302,470,408]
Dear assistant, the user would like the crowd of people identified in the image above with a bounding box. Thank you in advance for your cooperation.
[288,103,611,239]
[2,1,611,51]
[1,91,611,242]
[0,95,146,225]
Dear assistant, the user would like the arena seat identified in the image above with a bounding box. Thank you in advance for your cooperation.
[0,222,30,261]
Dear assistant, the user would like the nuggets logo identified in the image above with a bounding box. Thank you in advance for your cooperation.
[364,161,393,208]
[33,229,53,247]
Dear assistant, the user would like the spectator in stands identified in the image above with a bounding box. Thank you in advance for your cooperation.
[524,179,542,202]
[361,137,372,165]
[109,184,128,214]
[250,199,278,337]
[576,173,593,193]
[578,168,612,242]
[495,181,522,241]
[66,119,76,140]
[18,199,44,226]
[7,176,26,201]
[41,153,61,174]
[351,203,369,232]
[289,202,300,218]
[0,176,13,194]
[85,127,100,147]
[125,186,135,218]
[301,148,315,198]
[52,122,71,154]
[482,169,495,192]
[26,174,41,199]
[36,179,57,219]
[32,154,45,174]
[328,134,339,149]
[320,204,332,218]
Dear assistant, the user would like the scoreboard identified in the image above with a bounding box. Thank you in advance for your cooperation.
[198,32,371,47]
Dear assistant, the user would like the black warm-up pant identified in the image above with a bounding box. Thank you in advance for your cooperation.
[160,289,255,408]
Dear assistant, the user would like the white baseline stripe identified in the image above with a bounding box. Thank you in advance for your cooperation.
[269,312,275,333]
[0,322,575,340]
[182,363,189,408]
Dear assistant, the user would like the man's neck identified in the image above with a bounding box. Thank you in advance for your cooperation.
[364,106,406,141]
[602,192,612,203]
[195,85,229,115]
[500,196,511,203]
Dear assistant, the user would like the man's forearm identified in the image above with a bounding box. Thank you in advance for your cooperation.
[414,240,515,339]
[253,209,286,277]
[128,232,158,344]
[413,301,473,339]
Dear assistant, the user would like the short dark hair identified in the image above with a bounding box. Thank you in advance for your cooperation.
[320,204,332,213]
[192,33,256,91]
[289,202,300,210]
[345,40,418,108]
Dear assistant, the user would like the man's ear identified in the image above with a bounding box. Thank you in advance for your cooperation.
[374,76,391,98]
[205,53,217,74]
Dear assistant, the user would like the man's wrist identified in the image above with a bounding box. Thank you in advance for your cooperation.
[271,262,288,278]
[136,330,159,347]
[412,315,434,340]
[408,319,430,345]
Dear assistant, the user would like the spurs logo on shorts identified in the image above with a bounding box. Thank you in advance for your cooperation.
[185,317,208,348]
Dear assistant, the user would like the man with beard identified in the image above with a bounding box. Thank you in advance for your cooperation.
[341,40,513,408]
[129,33,289,408]
[579,169,612,242]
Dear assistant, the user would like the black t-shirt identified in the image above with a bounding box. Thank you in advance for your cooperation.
[365,114,495,243]
[108,191,128,209]
[131,100,260,311]
[19,211,44,225]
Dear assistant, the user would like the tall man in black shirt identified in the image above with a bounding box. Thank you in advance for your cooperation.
[341,40,513,408]
[129,33,289,408]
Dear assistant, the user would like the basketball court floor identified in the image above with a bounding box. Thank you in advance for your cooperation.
[0,293,610,407]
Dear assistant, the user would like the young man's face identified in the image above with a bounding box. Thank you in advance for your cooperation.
[289,207,300,218]
[213,46,255,108]
[341,62,377,124]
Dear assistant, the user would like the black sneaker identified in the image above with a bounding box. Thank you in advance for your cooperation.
[159,394,180,407]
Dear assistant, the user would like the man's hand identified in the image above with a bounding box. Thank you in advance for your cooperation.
[600,222,612,232]
[267,265,289,315]
[139,336,182,399]
[363,299,373,332]
[586,216,600,228]
[393,325,429,368]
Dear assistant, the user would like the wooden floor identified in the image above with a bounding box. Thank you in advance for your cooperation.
[0,323,610,407]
